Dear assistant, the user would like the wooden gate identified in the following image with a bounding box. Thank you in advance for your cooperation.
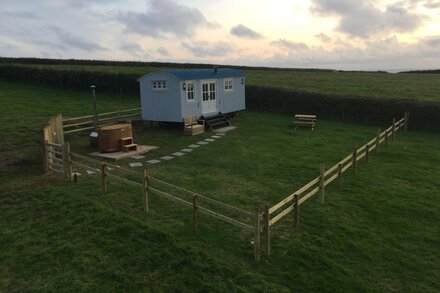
[42,114,72,179]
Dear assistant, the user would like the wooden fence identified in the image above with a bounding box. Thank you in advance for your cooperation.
[41,114,72,178]
[68,152,263,260]
[42,111,410,261]
[63,107,141,134]
[262,113,409,257]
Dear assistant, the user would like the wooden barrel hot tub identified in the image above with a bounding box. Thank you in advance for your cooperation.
[98,123,133,153]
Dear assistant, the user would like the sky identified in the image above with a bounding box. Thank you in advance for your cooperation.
[0,0,439,71]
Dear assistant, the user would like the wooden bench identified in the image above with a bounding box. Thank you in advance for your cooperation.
[294,114,317,131]
[183,115,205,136]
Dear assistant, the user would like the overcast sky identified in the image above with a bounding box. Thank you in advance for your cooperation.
[1,0,439,71]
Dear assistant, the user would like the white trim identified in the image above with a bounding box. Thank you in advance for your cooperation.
[185,80,195,103]
[224,78,233,92]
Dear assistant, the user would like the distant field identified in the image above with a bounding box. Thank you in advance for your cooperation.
[1,82,439,291]
[5,63,440,101]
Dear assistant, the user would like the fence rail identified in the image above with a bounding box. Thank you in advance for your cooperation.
[43,109,410,262]
[63,107,141,134]
[262,113,409,258]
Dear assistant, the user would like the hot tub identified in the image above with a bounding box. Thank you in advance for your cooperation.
[98,123,133,153]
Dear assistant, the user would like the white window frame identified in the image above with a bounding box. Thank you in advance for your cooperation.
[224,78,233,92]
[185,81,195,103]
[152,80,167,91]
[201,80,216,102]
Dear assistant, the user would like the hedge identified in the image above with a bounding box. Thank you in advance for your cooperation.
[1,64,439,131]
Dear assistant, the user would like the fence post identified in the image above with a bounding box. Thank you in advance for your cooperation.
[42,136,48,173]
[66,142,73,180]
[101,163,107,193]
[192,195,198,233]
[385,130,389,147]
[264,205,270,256]
[352,144,358,175]
[392,118,396,140]
[365,144,370,163]
[254,207,260,262]
[319,164,325,204]
[73,171,78,183]
[62,143,69,179]
[143,169,149,212]
[404,111,410,131]
[337,163,342,188]
[376,128,381,153]
[294,194,300,229]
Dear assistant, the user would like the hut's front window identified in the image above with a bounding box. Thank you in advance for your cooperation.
[152,80,167,90]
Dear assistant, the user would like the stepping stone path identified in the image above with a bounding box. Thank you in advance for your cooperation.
[160,156,174,160]
[81,132,229,176]
[130,155,145,160]
[129,162,143,167]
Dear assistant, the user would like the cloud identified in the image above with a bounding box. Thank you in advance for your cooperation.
[315,33,332,43]
[0,10,39,19]
[120,43,142,52]
[271,39,308,50]
[311,0,426,38]
[117,0,215,38]
[230,24,263,39]
[157,47,170,56]
[50,26,106,51]
[181,41,232,57]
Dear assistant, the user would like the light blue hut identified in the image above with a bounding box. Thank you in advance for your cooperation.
[138,68,246,126]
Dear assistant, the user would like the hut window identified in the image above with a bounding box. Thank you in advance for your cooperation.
[152,80,167,90]
[186,82,194,101]
[224,79,233,91]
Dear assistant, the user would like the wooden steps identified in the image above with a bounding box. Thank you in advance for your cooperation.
[203,114,231,131]
[120,137,137,152]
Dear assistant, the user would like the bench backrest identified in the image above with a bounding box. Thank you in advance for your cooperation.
[183,115,198,126]
[294,114,317,119]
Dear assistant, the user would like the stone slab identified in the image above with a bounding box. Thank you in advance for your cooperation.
[189,144,200,148]
[214,126,236,133]
[197,141,209,145]
[160,156,174,160]
[130,155,145,160]
[129,162,143,167]
[147,159,161,164]
[173,152,186,157]
[181,148,193,153]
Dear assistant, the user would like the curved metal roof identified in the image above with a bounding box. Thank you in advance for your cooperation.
[139,68,245,81]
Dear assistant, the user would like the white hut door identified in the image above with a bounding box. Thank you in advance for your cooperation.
[201,81,217,115]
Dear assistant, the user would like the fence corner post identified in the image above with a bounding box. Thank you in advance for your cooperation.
[294,194,300,230]
[264,205,270,256]
[66,142,72,180]
[319,164,325,204]
[143,169,149,212]
[101,163,107,193]
[41,135,48,174]
[404,111,410,131]
[192,194,198,233]
[254,207,261,262]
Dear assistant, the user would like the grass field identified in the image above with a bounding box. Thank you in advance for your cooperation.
[4,63,440,101]
[1,81,439,291]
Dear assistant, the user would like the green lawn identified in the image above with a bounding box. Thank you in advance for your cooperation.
[1,82,439,291]
[5,63,440,101]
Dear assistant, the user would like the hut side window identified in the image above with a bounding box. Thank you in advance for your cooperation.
[224,79,233,91]
[152,80,167,90]
[186,82,194,101]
